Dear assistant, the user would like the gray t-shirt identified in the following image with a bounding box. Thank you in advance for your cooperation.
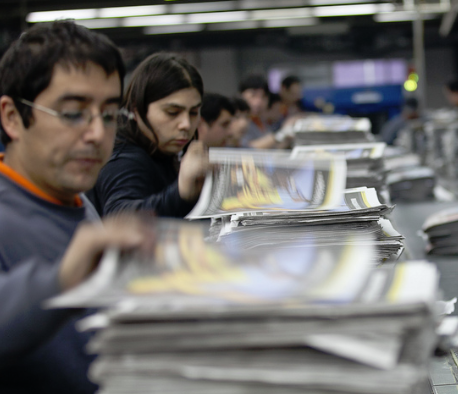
[0,172,99,393]
[241,118,271,148]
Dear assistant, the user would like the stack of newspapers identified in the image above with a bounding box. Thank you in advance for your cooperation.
[47,219,439,394]
[187,148,404,262]
[291,142,389,204]
[384,146,436,202]
[422,206,458,254]
[288,114,375,146]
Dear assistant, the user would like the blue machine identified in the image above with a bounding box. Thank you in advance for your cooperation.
[301,84,404,133]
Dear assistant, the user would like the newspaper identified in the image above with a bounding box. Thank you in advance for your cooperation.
[46,218,375,309]
[291,114,371,133]
[421,206,458,254]
[186,150,346,219]
[291,142,386,160]
[422,206,458,233]
[209,187,403,261]
[290,142,387,204]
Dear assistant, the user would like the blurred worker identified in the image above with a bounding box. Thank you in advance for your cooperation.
[279,75,304,118]
[380,97,420,145]
[226,97,250,148]
[198,92,235,148]
[239,74,291,149]
[266,93,284,132]
[444,78,458,107]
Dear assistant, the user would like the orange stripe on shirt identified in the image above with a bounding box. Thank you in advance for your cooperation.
[0,153,82,207]
[251,116,266,132]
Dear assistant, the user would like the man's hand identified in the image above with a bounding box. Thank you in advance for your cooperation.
[178,141,210,202]
[58,214,156,291]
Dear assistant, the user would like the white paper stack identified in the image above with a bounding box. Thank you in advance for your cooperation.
[382,145,436,202]
[291,142,389,204]
[46,220,439,394]
[187,149,404,262]
[290,114,374,146]
[422,206,458,255]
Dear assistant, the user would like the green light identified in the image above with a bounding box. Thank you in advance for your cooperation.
[408,73,419,82]
[404,80,417,92]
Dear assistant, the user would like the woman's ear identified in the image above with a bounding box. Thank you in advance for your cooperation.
[0,96,23,142]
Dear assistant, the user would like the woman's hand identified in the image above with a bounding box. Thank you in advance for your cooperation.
[178,141,210,202]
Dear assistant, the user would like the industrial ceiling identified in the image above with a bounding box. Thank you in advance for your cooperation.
[0,0,456,55]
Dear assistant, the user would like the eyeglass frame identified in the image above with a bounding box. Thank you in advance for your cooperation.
[18,98,135,129]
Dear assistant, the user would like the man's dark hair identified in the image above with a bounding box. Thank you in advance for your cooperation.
[238,74,269,95]
[231,97,250,113]
[446,79,458,93]
[281,75,301,89]
[120,52,203,155]
[201,93,235,125]
[268,93,281,109]
[0,20,125,146]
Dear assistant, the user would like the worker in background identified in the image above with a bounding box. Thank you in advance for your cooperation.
[444,79,458,107]
[279,75,304,118]
[197,92,235,148]
[226,97,250,148]
[379,97,420,145]
[239,74,291,149]
[266,93,284,132]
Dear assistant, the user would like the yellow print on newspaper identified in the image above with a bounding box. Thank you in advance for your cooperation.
[127,225,247,297]
[221,157,282,210]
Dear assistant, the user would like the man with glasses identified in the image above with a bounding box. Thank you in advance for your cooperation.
[0,21,153,393]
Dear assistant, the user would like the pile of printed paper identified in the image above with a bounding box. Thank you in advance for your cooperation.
[422,206,458,255]
[188,148,404,262]
[291,142,389,204]
[384,146,436,202]
[281,114,374,146]
[47,220,439,394]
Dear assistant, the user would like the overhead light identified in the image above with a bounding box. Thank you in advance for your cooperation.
[122,15,184,27]
[309,0,373,4]
[313,3,394,17]
[207,21,259,30]
[240,0,305,9]
[170,1,236,13]
[263,17,319,27]
[375,11,438,22]
[99,5,166,18]
[187,11,249,23]
[144,24,204,34]
[76,19,121,29]
[26,9,97,22]
[252,8,313,19]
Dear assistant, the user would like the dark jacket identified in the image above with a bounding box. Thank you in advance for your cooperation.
[87,139,196,218]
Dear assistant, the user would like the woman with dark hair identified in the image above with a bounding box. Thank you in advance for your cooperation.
[87,52,208,217]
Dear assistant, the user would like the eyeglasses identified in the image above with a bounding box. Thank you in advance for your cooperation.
[19,98,134,130]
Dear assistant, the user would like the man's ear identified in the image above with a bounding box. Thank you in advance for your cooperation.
[0,96,23,141]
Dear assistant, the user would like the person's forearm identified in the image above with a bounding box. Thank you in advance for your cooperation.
[104,181,195,218]
[0,260,75,363]
[248,133,277,149]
